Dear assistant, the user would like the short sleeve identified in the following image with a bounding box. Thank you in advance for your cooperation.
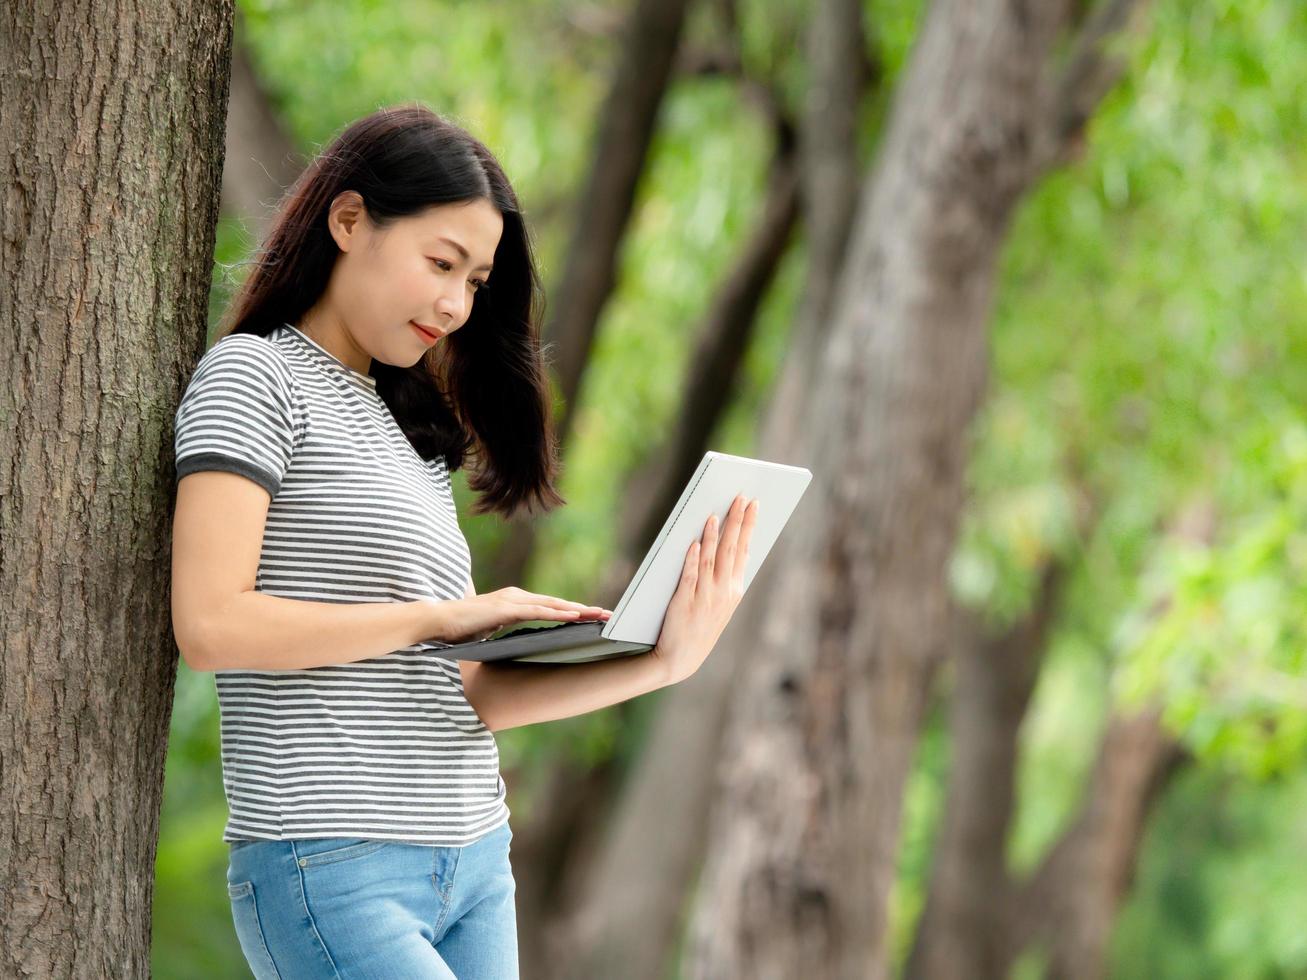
[173,334,300,498]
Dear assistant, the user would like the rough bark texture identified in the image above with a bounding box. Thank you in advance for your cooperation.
[0,1,234,976]
[681,1,1088,976]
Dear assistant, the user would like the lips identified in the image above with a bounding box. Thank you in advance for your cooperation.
[410,321,444,343]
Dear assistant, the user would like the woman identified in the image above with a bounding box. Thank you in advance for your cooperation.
[169,103,759,979]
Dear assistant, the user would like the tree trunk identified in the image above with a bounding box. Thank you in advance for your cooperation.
[1009,708,1185,979]
[764,0,874,457]
[537,0,875,973]
[905,567,1068,980]
[523,124,802,980]
[483,0,695,593]
[682,1,1091,976]
[221,19,303,242]
[0,1,234,976]
[911,498,1199,979]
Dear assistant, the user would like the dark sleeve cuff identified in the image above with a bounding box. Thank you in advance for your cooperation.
[175,452,281,498]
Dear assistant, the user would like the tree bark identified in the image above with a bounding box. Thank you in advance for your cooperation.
[0,1,234,976]
[681,1,1094,976]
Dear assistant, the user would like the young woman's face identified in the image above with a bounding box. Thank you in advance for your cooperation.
[324,193,503,369]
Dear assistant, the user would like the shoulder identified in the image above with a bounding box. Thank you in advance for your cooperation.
[192,332,295,389]
[182,332,303,419]
[174,332,305,488]
[177,331,306,445]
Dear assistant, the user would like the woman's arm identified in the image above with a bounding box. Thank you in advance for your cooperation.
[458,576,671,733]
[457,492,759,733]
[463,650,671,734]
[173,470,452,671]
[173,470,606,672]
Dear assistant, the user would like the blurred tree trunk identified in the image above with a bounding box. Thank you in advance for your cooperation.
[763,0,876,456]
[905,566,1070,980]
[0,1,234,976]
[678,0,1148,976]
[907,505,1203,980]
[536,131,802,980]
[999,503,1211,978]
[1010,707,1184,979]
[530,1,876,977]
[505,0,696,963]
[221,19,303,245]
[906,579,1184,980]
[483,0,695,590]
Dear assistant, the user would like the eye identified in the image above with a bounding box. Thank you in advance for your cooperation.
[430,257,488,293]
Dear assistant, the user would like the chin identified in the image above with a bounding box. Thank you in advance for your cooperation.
[405,346,437,368]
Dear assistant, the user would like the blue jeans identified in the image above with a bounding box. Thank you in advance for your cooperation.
[225,820,517,978]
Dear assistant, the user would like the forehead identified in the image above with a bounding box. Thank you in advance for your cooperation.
[404,201,502,254]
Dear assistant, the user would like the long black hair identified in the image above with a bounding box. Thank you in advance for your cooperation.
[221,102,565,520]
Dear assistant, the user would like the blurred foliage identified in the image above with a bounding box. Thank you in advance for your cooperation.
[896,0,1307,976]
[158,0,1307,977]
[954,0,1307,780]
[1116,765,1307,978]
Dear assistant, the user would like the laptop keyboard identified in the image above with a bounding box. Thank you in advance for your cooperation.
[494,620,603,640]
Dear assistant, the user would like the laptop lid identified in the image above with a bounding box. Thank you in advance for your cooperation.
[599,450,813,646]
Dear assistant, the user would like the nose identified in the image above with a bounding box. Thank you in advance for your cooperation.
[433,286,467,328]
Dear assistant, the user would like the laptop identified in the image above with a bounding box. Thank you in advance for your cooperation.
[433,450,813,664]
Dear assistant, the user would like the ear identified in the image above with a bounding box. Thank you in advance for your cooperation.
[327,190,367,252]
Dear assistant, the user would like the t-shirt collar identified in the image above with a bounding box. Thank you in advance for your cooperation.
[280,322,378,390]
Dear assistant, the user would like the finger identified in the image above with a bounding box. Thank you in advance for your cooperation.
[700,511,718,579]
[681,538,700,596]
[716,494,747,583]
[550,602,611,619]
[733,498,759,581]
[504,594,583,617]
[535,605,583,619]
[560,600,611,614]
[508,590,558,604]
[519,594,609,614]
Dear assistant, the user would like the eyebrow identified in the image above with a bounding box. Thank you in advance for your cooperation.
[433,236,494,273]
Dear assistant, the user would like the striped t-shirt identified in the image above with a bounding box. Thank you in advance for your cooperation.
[172,321,509,846]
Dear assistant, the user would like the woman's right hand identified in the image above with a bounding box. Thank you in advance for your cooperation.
[428,587,612,645]
[649,493,759,684]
